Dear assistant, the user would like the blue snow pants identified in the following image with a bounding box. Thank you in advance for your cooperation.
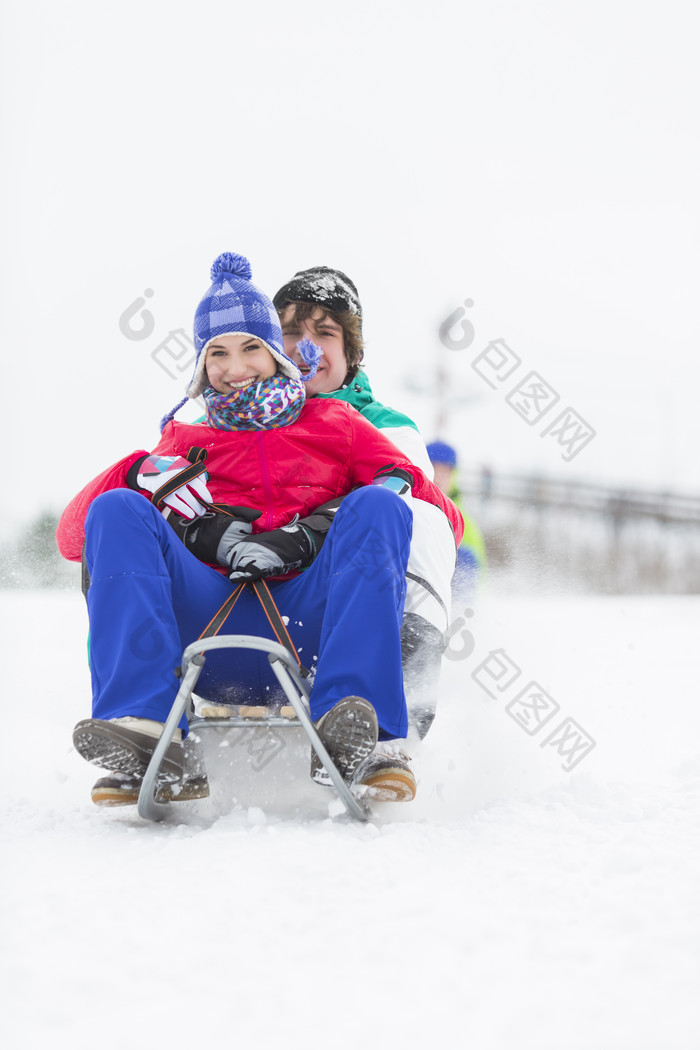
[83,486,412,739]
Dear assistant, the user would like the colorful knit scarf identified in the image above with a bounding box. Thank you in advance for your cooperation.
[203,372,306,430]
[201,339,323,431]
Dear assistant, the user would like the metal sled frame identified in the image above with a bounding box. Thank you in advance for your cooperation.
[137,634,370,823]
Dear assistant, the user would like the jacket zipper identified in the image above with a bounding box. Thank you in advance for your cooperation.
[257,431,275,530]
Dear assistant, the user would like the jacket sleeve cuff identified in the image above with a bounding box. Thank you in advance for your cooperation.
[126,455,148,491]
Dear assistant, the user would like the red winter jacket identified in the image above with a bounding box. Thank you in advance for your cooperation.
[56,399,463,566]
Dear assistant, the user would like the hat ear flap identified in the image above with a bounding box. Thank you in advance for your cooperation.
[160,396,188,432]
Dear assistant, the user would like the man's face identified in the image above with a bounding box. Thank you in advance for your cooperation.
[280,305,348,396]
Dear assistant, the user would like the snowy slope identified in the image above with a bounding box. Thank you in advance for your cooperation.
[2,590,699,1050]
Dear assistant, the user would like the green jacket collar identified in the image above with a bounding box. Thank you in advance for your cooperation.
[314,369,374,410]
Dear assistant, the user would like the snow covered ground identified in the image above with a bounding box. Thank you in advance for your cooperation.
[2,588,699,1050]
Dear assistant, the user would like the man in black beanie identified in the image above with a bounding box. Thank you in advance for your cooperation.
[274,266,459,744]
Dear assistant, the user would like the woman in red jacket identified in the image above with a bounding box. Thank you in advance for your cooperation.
[58,253,463,808]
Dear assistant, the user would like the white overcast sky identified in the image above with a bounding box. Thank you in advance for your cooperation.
[1,0,698,534]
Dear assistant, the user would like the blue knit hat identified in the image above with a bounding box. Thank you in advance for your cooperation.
[187,251,301,398]
[426,440,458,469]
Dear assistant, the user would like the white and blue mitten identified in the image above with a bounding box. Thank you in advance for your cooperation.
[127,454,212,519]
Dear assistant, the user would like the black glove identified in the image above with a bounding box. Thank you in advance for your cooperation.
[224,516,317,581]
[221,497,345,580]
[167,505,262,564]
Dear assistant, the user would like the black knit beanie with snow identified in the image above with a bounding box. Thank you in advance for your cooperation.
[272,266,362,333]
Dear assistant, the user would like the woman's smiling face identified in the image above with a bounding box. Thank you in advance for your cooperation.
[205,333,277,394]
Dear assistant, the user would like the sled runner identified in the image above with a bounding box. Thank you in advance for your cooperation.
[137,580,372,823]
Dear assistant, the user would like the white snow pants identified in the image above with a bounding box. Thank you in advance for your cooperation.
[404,499,456,635]
[400,499,457,739]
